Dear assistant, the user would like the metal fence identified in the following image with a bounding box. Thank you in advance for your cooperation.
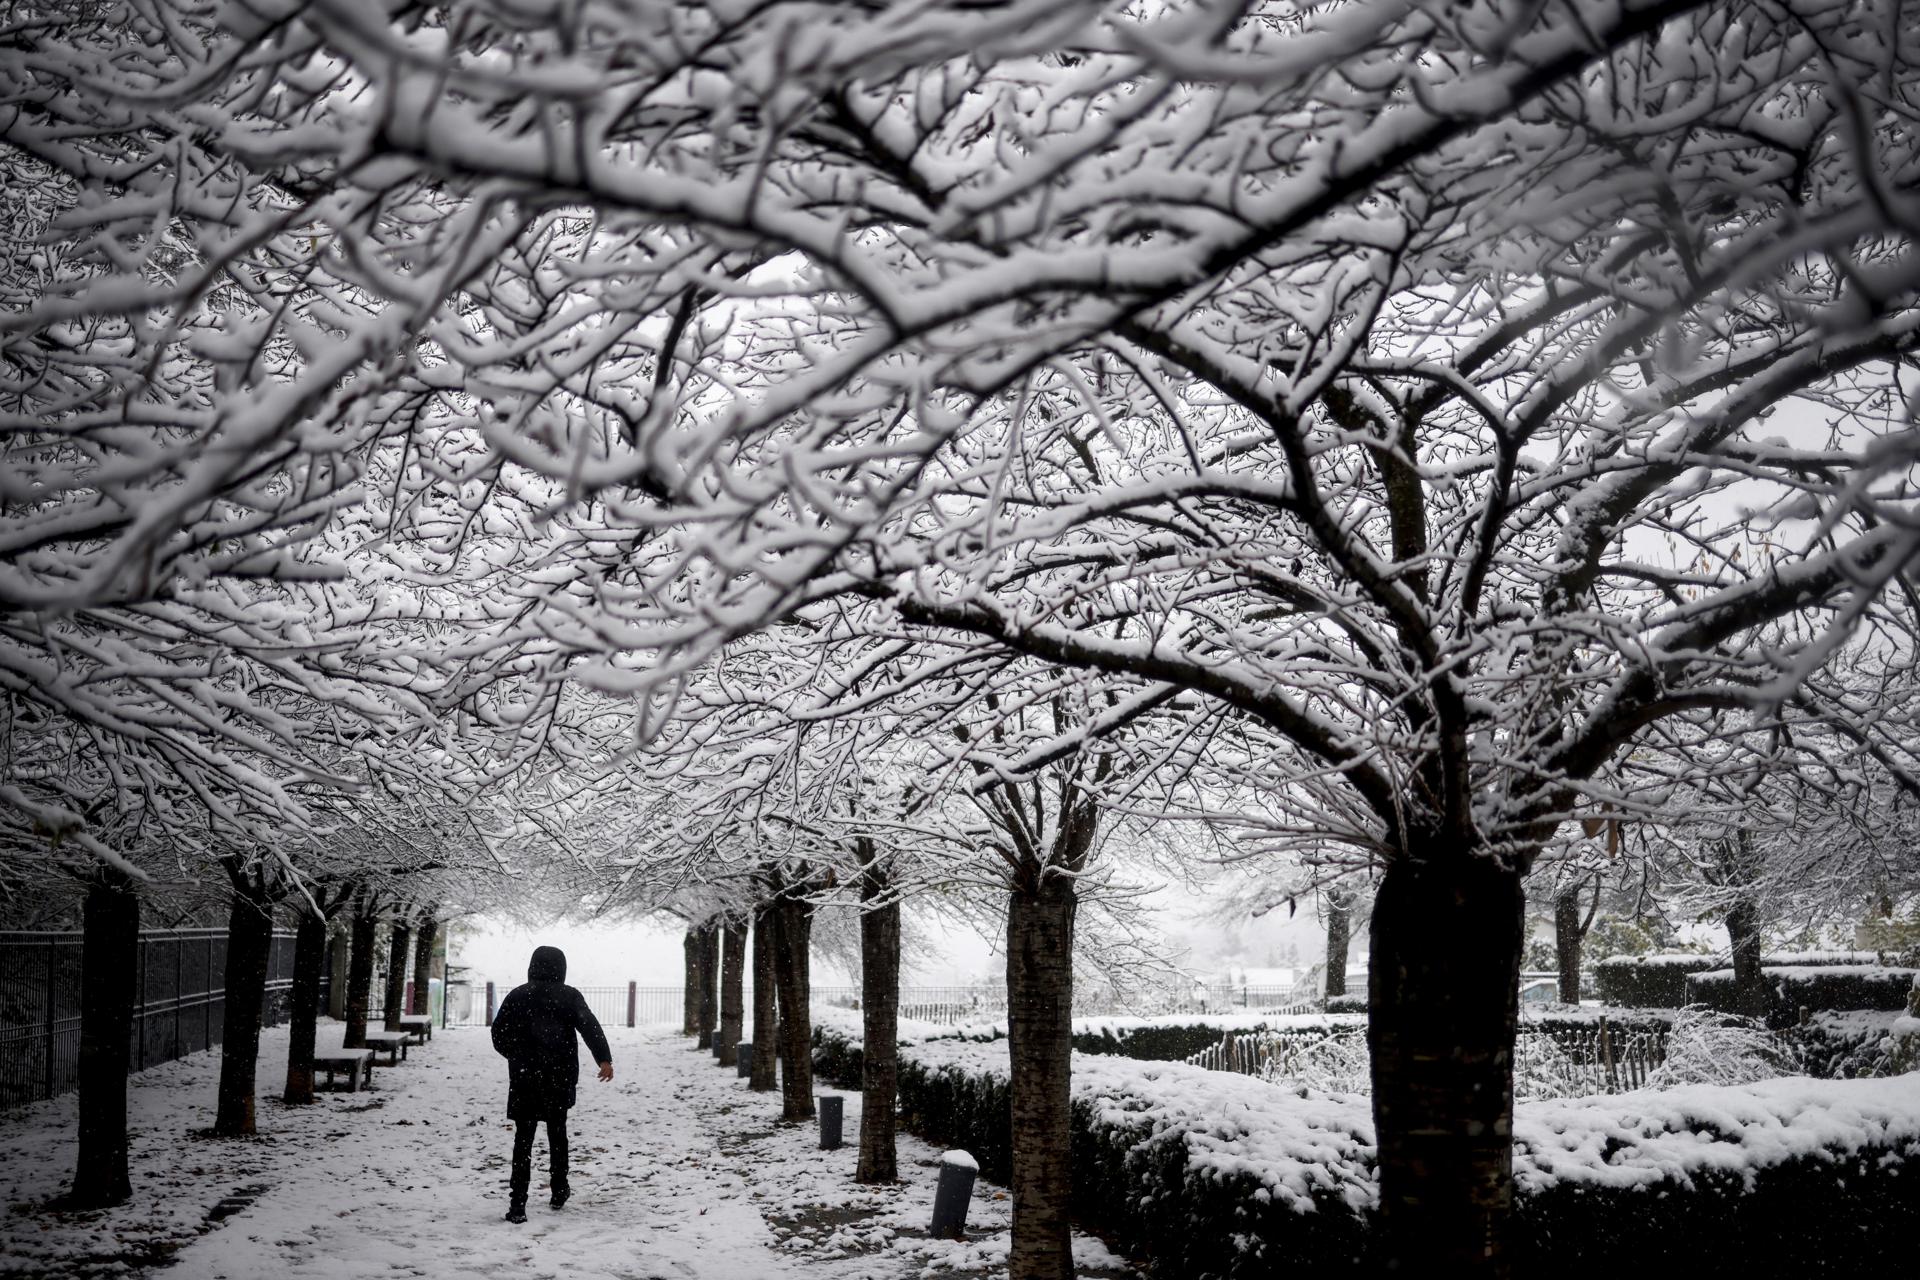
[451,981,1305,1029]
[1185,1020,1670,1097]
[1,928,307,1108]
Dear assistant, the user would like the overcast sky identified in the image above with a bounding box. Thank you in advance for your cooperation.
[452,879,1336,997]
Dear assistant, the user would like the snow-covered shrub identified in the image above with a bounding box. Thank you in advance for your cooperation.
[1596,951,1883,1009]
[1792,1011,1909,1079]
[1065,1009,1671,1067]
[1886,1016,1920,1075]
[1071,1014,1362,1063]
[1684,965,1920,1026]
[1258,1031,1371,1093]
[813,1024,1920,1278]
[1646,1007,1801,1088]
[1513,1030,1595,1100]
[1594,953,1723,1007]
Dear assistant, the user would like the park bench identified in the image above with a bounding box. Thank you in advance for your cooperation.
[360,1030,409,1066]
[395,1014,433,1044]
[312,1047,375,1093]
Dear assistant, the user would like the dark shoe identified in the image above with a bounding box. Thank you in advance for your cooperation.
[505,1203,527,1224]
[549,1189,570,1210]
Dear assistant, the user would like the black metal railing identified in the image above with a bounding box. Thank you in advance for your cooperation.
[448,981,1308,1029]
[0,928,311,1107]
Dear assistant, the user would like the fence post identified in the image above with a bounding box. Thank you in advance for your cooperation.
[485,981,496,1026]
[43,936,56,1100]
[627,981,637,1028]
[135,936,146,1071]
[1599,1016,1616,1091]
[204,936,214,1051]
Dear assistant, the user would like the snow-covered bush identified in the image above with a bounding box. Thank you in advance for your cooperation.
[1595,952,1883,1008]
[1258,1032,1371,1094]
[1685,965,1920,1025]
[1593,953,1724,1007]
[1073,1013,1366,1064]
[813,1025,1920,1278]
[1647,1008,1802,1088]
[1792,1011,1910,1080]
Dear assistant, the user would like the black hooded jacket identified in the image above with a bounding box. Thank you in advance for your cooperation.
[489,946,613,1119]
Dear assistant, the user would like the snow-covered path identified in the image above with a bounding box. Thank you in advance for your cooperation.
[0,1024,1131,1279]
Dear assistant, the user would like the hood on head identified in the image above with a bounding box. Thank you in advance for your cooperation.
[527,946,567,982]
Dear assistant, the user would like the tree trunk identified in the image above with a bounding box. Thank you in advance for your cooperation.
[214,890,275,1137]
[1554,889,1583,1004]
[750,905,779,1091]
[696,924,720,1050]
[1368,853,1526,1277]
[857,869,901,1183]
[1324,890,1352,999]
[1006,874,1078,1280]
[1725,898,1770,1020]
[719,921,746,1063]
[383,922,411,1030]
[282,908,327,1105]
[411,916,438,1016]
[771,897,816,1121]
[326,928,350,1019]
[1718,830,1770,1020]
[344,908,377,1049]
[58,875,139,1207]
[682,929,699,1035]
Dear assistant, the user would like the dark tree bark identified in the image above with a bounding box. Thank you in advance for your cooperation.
[771,896,816,1121]
[719,920,746,1063]
[343,905,378,1049]
[214,886,275,1137]
[1368,853,1526,1277]
[383,921,412,1030]
[1725,898,1770,1020]
[282,906,328,1105]
[1006,872,1077,1280]
[1719,831,1771,1020]
[1553,888,1589,1004]
[682,928,699,1035]
[856,861,901,1183]
[56,874,139,1207]
[410,916,438,1016]
[1324,888,1352,999]
[696,923,720,1050]
[750,904,779,1091]
[326,927,350,1019]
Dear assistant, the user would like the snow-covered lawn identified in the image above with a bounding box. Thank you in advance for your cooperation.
[0,1025,1132,1279]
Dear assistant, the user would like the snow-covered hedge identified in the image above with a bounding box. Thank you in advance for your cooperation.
[1596,951,1883,1008]
[1685,966,1919,1025]
[881,1008,1676,1066]
[1070,1013,1365,1063]
[1792,1011,1910,1079]
[815,1026,1920,1277]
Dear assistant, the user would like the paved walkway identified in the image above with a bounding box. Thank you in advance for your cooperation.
[0,1024,1131,1279]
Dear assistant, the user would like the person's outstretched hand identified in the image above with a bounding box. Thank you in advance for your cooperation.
[597,1061,614,1082]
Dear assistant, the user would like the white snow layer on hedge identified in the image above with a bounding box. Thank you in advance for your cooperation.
[1511,1076,1920,1194]
[841,1029,1920,1211]
[1597,951,1883,969]
[904,1036,1378,1214]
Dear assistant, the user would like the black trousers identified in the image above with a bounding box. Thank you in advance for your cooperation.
[509,1113,569,1205]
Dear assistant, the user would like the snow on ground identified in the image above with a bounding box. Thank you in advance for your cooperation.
[0,1024,1132,1280]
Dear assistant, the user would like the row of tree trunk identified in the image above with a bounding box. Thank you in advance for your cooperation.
[679,876,902,1179]
[56,879,438,1209]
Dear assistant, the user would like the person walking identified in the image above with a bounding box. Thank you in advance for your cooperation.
[489,945,614,1223]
